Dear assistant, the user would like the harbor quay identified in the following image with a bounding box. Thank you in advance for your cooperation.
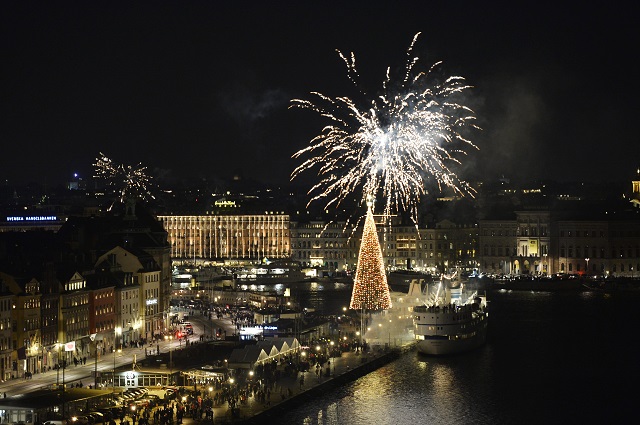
[186,344,409,424]
[0,306,415,425]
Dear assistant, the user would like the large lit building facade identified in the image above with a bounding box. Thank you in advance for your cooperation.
[159,214,291,263]
[479,209,640,277]
[290,220,350,272]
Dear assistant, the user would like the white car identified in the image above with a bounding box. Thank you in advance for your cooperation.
[44,420,68,425]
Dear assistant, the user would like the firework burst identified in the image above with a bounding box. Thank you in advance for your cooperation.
[93,152,155,209]
[291,33,479,225]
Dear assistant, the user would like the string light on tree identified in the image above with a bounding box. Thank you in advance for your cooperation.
[349,197,391,311]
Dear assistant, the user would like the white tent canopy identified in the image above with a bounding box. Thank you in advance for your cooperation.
[227,337,300,369]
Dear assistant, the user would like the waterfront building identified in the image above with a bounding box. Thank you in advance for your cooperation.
[380,216,419,270]
[479,206,640,277]
[418,220,479,274]
[478,217,518,275]
[161,212,480,275]
[290,219,350,273]
[159,214,291,264]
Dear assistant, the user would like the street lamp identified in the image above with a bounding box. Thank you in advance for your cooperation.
[585,258,590,275]
[113,327,122,396]
[93,339,98,389]
[56,343,61,387]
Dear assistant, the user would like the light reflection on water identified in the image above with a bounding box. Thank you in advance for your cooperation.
[278,289,640,424]
[281,353,492,425]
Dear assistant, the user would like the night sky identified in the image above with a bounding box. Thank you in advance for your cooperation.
[2,2,639,188]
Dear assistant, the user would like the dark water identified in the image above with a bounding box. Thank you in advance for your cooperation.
[275,286,640,424]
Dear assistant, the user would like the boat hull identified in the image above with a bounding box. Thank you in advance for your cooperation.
[416,322,488,355]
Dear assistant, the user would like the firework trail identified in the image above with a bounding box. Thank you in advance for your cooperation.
[93,152,155,210]
[291,32,479,225]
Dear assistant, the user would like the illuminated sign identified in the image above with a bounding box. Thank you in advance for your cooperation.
[214,200,237,207]
[6,216,58,222]
[124,371,137,387]
[146,299,158,306]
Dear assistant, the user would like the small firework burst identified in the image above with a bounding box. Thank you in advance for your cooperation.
[93,152,155,209]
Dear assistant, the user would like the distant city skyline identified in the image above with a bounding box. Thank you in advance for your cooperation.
[2,2,639,188]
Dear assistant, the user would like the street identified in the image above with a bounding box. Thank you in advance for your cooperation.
[0,308,237,398]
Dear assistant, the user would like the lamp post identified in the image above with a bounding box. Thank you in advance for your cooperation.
[585,258,590,276]
[113,327,122,397]
[164,335,173,385]
[56,343,60,387]
[61,343,66,418]
[94,340,98,389]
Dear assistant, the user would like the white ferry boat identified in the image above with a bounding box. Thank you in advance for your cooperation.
[412,273,488,355]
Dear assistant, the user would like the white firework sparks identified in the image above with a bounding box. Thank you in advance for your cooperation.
[93,152,155,209]
[291,33,479,225]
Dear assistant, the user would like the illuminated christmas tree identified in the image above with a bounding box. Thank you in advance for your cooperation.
[350,200,391,311]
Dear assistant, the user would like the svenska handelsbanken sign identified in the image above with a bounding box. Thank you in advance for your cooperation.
[6,215,58,221]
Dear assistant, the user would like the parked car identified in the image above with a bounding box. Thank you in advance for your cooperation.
[164,388,177,399]
[87,412,105,424]
[95,410,113,421]
[145,394,166,406]
[44,420,68,425]
[97,407,120,418]
[129,399,150,408]
[71,416,92,425]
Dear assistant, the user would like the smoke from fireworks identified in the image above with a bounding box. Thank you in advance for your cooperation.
[291,33,479,224]
[93,152,155,209]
